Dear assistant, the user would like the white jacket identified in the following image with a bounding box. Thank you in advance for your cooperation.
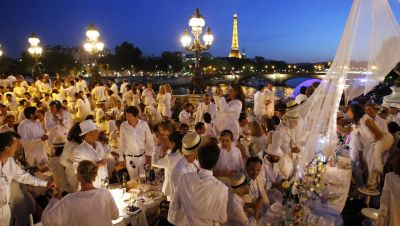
[214,97,242,141]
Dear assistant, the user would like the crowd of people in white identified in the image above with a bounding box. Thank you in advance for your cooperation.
[0,74,399,226]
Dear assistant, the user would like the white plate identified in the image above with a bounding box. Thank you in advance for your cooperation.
[361,208,379,220]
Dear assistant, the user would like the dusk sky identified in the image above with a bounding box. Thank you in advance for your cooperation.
[1,0,400,62]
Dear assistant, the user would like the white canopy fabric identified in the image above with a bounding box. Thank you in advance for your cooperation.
[297,0,400,166]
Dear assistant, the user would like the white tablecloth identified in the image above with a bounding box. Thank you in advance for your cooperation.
[322,166,352,213]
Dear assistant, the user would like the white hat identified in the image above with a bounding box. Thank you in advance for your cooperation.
[79,119,98,136]
[53,136,66,148]
[231,172,250,190]
[390,103,400,109]
[285,100,299,119]
[182,132,202,155]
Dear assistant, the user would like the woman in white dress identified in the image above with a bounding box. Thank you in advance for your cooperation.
[60,122,82,193]
[157,85,166,116]
[151,131,183,200]
[42,160,119,226]
[164,84,173,118]
[214,84,244,142]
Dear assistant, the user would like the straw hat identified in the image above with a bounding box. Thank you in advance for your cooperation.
[79,119,98,136]
[285,100,299,119]
[231,172,250,190]
[53,136,66,148]
[390,103,400,109]
[182,132,202,155]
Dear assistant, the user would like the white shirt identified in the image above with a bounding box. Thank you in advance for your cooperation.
[141,89,155,106]
[179,110,191,125]
[195,102,218,123]
[75,98,91,120]
[227,193,257,226]
[168,157,199,225]
[254,91,266,116]
[214,97,242,141]
[41,188,119,226]
[110,83,118,95]
[0,157,47,207]
[215,144,244,174]
[45,110,72,143]
[91,86,107,102]
[377,172,400,226]
[119,120,154,156]
[120,82,128,94]
[172,169,228,226]
[152,149,182,198]
[295,93,307,105]
[13,86,26,98]
[17,119,46,152]
[0,124,14,133]
[263,158,285,189]
[204,123,217,137]
[73,141,111,188]
[248,169,268,203]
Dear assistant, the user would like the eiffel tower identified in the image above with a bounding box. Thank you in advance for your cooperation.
[229,13,242,58]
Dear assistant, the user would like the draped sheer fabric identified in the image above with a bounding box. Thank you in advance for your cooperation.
[297,0,400,166]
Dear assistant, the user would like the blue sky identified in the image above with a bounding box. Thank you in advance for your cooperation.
[0,0,400,62]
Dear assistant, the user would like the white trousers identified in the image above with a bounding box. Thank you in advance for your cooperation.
[125,156,146,180]
[0,205,10,226]
[367,133,394,187]
[25,147,48,166]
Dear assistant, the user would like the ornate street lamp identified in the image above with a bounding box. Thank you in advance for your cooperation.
[28,33,43,77]
[0,44,3,57]
[181,8,214,94]
[84,23,104,82]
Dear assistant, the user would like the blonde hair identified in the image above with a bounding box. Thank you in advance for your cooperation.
[77,160,99,183]
[249,121,263,137]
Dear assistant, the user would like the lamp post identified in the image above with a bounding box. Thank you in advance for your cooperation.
[181,8,214,94]
[84,23,104,82]
[0,44,3,75]
[28,33,43,78]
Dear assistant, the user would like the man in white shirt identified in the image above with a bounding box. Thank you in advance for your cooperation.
[295,86,308,105]
[17,106,49,166]
[246,157,268,220]
[120,80,129,95]
[4,93,18,112]
[168,132,202,226]
[0,114,15,133]
[73,120,117,188]
[179,103,193,125]
[108,78,119,95]
[75,92,91,121]
[0,132,55,226]
[253,85,266,123]
[264,83,275,119]
[172,142,228,226]
[91,82,107,104]
[13,81,26,98]
[194,94,218,123]
[120,106,154,180]
[365,103,388,132]
[141,83,156,106]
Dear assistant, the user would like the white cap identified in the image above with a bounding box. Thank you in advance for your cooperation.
[79,119,98,136]
[53,136,66,148]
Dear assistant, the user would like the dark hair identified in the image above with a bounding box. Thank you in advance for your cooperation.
[246,157,263,168]
[180,123,189,129]
[195,122,205,131]
[300,86,307,94]
[85,115,94,120]
[198,142,220,170]
[350,104,364,125]
[257,85,264,91]
[388,122,400,134]
[77,160,99,183]
[49,100,62,110]
[392,154,400,176]
[220,130,234,140]
[125,106,140,117]
[230,83,245,111]
[185,103,193,109]
[67,122,83,144]
[54,147,64,157]
[239,113,247,122]
[0,131,20,153]
[23,106,37,119]
[203,113,212,123]
[107,90,114,96]
[169,132,183,153]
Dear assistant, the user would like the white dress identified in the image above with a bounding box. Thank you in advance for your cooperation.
[214,97,242,141]
[41,188,119,226]
[60,141,79,193]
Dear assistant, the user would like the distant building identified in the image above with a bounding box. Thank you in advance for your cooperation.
[229,13,242,59]
[44,45,110,66]
[184,52,213,63]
